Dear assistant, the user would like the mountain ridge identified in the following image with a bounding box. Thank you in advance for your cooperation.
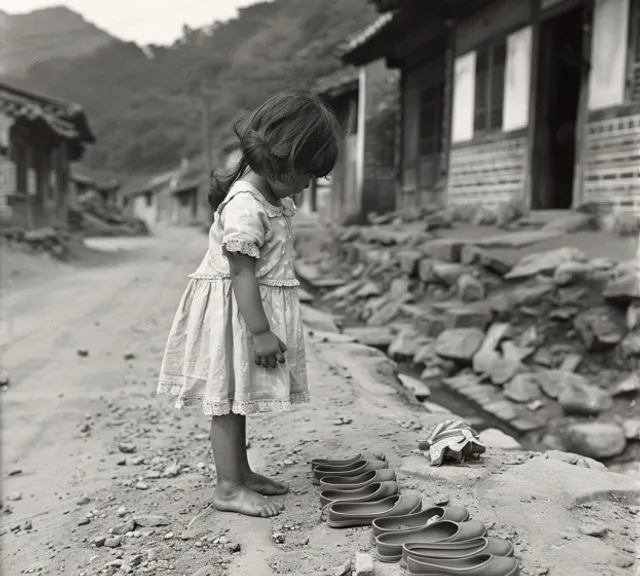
[0,5,120,76]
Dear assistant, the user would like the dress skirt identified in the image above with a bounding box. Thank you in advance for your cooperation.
[157,277,310,416]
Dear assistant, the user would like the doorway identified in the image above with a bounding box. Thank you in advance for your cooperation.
[532,5,585,210]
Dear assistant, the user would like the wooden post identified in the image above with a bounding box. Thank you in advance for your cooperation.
[440,20,456,207]
[571,0,594,209]
[524,0,542,213]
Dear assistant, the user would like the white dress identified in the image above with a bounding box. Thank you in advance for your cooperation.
[157,181,309,416]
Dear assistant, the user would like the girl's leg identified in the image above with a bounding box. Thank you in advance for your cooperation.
[238,415,289,496]
[210,413,283,517]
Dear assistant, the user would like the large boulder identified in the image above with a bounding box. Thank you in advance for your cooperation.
[564,422,626,459]
[603,273,640,305]
[503,373,543,403]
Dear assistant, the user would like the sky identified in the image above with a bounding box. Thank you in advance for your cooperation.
[2,0,262,45]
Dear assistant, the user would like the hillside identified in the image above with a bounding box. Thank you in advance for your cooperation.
[12,0,378,177]
[0,6,119,76]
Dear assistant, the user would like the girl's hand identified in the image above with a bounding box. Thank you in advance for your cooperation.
[252,330,287,368]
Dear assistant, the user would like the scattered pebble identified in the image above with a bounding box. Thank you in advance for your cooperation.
[104,536,122,548]
[118,442,137,454]
[6,492,22,502]
[354,552,374,576]
[579,521,607,537]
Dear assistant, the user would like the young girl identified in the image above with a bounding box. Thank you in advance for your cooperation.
[158,88,340,518]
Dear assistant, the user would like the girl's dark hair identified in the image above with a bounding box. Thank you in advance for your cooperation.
[209,88,341,210]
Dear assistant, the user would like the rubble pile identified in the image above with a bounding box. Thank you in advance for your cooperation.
[296,212,640,464]
[1,226,70,259]
[69,197,149,237]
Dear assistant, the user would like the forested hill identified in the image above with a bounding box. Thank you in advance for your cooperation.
[11,0,377,177]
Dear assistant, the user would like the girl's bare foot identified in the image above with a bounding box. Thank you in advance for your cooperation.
[242,469,289,496]
[212,484,284,517]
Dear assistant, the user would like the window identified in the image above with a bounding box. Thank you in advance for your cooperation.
[144,191,153,206]
[418,86,444,156]
[474,42,507,133]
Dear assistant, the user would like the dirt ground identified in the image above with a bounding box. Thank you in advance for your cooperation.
[2,227,639,576]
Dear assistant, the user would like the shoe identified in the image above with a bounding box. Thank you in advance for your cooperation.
[406,553,519,575]
[310,452,385,468]
[371,506,470,542]
[320,469,396,491]
[375,520,487,563]
[401,538,514,567]
[325,493,422,529]
[320,481,398,507]
[311,459,388,485]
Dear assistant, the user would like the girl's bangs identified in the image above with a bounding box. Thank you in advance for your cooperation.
[307,137,339,179]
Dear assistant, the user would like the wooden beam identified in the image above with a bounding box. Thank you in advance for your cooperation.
[524,0,541,212]
[439,20,456,207]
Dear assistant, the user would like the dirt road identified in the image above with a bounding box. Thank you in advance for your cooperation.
[2,228,638,576]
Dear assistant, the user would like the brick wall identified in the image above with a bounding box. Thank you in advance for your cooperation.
[447,136,528,207]
[582,113,640,211]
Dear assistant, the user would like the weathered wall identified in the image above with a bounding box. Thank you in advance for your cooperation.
[132,194,158,226]
[582,113,640,209]
[448,135,528,206]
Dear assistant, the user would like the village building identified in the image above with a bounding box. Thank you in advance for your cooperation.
[341,0,640,216]
[0,81,95,229]
[119,169,179,226]
[311,47,399,224]
[70,165,120,207]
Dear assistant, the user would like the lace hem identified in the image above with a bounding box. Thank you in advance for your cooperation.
[223,238,260,259]
[188,273,300,287]
[157,378,310,416]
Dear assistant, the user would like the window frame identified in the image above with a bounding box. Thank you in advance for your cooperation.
[473,40,507,135]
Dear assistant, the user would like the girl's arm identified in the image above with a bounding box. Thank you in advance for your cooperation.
[226,251,270,335]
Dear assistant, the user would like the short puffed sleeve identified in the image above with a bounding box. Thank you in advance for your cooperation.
[219,192,268,259]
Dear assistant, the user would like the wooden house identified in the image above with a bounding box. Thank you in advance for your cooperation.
[312,43,399,223]
[120,169,178,226]
[0,81,95,228]
[70,165,120,207]
[341,0,640,215]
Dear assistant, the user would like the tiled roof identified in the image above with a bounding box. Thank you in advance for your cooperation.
[0,81,95,144]
[120,169,178,198]
[312,66,360,99]
[71,165,120,192]
[338,12,395,58]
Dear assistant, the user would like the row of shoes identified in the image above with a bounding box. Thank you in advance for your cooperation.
[310,452,520,575]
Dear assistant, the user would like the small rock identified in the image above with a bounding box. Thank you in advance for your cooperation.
[133,514,169,527]
[112,519,135,535]
[457,274,485,302]
[354,552,375,576]
[135,481,150,490]
[557,377,612,416]
[77,517,91,526]
[622,418,640,440]
[8,468,22,477]
[226,542,241,553]
[612,373,640,396]
[435,328,484,363]
[603,273,640,305]
[573,306,626,351]
[503,374,542,403]
[272,532,286,544]
[104,536,122,548]
[332,559,352,576]
[77,349,89,357]
[564,422,626,459]
[118,442,136,454]
[76,495,91,506]
[620,331,640,357]
[478,429,523,450]
[553,261,593,285]
[93,536,106,547]
[579,521,608,537]
[124,353,136,361]
[162,463,181,478]
[6,492,22,502]
[397,373,431,400]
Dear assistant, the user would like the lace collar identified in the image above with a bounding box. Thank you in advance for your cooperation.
[228,180,297,218]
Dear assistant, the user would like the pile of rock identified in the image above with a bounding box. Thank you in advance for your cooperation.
[296,220,640,464]
[69,197,149,237]
[1,226,70,259]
